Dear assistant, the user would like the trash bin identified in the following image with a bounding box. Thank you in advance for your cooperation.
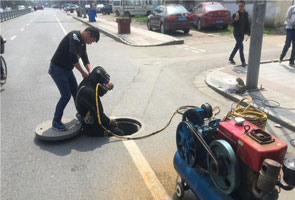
[116,18,131,34]
[89,9,96,22]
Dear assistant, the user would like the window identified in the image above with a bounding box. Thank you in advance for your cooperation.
[205,3,225,11]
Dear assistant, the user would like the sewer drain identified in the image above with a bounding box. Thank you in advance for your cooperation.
[115,118,142,135]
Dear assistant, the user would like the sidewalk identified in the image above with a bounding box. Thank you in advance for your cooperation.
[69,13,183,47]
[205,61,295,132]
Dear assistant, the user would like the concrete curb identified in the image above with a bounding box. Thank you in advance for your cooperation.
[204,66,295,132]
[72,15,184,47]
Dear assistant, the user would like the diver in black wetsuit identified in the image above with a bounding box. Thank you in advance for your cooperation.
[75,66,124,136]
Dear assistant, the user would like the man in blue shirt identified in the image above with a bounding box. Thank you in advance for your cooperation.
[49,27,100,131]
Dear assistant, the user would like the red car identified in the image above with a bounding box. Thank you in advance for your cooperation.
[147,4,193,34]
[192,2,231,30]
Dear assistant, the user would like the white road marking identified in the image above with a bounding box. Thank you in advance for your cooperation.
[20,28,25,31]
[26,23,30,26]
[123,140,170,200]
[56,17,67,35]
[10,35,16,40]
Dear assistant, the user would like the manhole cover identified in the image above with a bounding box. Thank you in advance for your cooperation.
[35,119,81,141]
[115,118,142,135]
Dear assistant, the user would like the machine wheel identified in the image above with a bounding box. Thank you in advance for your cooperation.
[115,10,120,17]
[175,182,184,199]
[160,23,166,34]
[176,121,198,167]
[197,19,202,31]
[207,140,240,195]
[147,20,153,31]
[0,56,7,85]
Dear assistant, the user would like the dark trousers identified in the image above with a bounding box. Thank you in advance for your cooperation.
[49,63,78,122]
[229,34,245,63]
[280,29,295,64]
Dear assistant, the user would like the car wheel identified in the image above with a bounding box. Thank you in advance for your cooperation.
[103,11,106,15]
[115,10,120,17]
[183,29,189,34]
[197,19,202,31]
[222,24,228,29]
[124,11,130,17]
[160,24,166,34]
[147,20,153,31]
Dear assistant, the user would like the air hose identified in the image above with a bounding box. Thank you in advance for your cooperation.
[223,96,267,129]
[107,105,221,140]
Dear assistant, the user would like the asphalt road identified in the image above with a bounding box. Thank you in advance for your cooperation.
[1,9,294,200]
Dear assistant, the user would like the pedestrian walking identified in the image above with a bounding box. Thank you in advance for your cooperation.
[229,0,250,67]
[279,5,295,67]
[49,26,100,131]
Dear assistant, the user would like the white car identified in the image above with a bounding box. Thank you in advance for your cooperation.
[96,4,104,13]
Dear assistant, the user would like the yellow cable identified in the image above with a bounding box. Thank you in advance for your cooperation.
[224,96,267,129]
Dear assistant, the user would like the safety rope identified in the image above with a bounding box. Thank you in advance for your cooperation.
[108,106,221,140]
[223,96,268,129]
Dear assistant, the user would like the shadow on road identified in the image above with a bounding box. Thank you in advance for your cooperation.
[34,133,121,156]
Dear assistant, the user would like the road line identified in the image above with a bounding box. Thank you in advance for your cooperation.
[10,35,16,40]
[123,140,170,200]
[20,28,25,32]
[56,17,67,35]
[26,23,30,26]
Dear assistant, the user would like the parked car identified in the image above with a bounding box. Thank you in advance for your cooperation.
[0,8,4,13]
[147,4,193,34]
[5,7,12,12]
[100,4,112,15]
[96,4,104,13]
[36,5,44,10]
[191,2,231,30]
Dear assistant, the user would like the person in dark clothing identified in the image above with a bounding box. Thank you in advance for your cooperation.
[75,66,125,136]
[0,35,7,81]
[279,5,295,67]
[49,26,100,131]
[229,1,250,67]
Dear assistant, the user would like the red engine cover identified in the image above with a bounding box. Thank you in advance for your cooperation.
[217,120,287,172]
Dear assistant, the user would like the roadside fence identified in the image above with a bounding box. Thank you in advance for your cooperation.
[1,9,32,22]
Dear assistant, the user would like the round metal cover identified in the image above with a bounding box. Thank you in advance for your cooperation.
[35,119,81,141]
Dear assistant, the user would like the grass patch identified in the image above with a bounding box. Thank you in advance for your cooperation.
[132,15,148,23]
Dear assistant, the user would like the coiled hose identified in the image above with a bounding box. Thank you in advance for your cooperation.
[223,96,268,129]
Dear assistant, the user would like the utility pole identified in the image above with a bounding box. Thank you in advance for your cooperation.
[246,0,267,90]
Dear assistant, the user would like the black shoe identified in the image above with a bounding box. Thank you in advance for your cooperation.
[229,58,236,65]
[241,62,247,67]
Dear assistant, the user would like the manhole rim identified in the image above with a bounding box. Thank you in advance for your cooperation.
[112,116,144,136]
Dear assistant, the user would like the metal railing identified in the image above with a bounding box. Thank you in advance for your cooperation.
[0,9,32,22]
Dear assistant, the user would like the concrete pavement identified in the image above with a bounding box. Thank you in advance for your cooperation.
[69,13,183,47]
[205,61,295,133]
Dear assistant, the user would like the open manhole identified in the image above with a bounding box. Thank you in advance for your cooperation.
[115,118,142,135]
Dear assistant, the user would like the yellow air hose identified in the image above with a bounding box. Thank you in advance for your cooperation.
[223,96,268,129]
